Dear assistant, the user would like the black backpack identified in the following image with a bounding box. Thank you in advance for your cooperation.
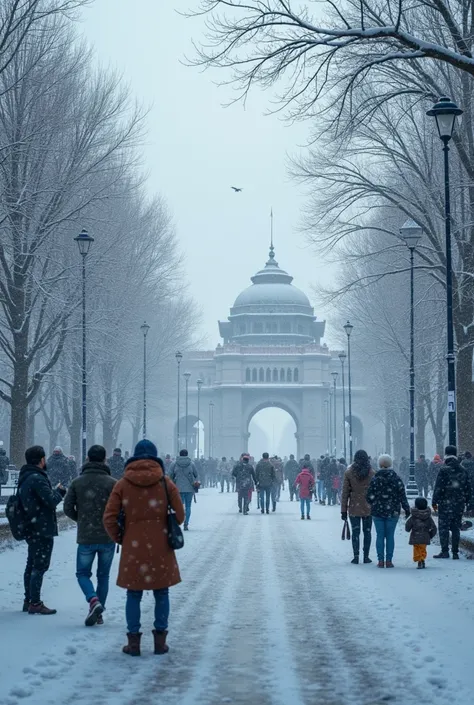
[6,487,27,540]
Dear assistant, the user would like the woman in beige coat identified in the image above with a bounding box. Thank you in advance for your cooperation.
[341,449,375,564]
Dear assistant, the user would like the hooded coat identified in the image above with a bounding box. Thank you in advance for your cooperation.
[341,465,375,517]
[47,452,73,487]
[432,456,471,513]
[255,459,276,489]
[169,456,198,493]
[103,458,185,591]
[284,458,299,485]
[107,453,125,480]
[405,507,437,545]
[366,468,410,519]
[294,469,314,499]
[18,465,64,538]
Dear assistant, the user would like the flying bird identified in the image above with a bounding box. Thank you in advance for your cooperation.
[231,186,243,192]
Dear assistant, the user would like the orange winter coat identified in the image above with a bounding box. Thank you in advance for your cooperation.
[103,458,185,591]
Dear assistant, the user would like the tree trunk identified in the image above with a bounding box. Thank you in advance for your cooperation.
[384,406,391,455]
[10,363,28,467]
[456,342,474,450]
[416,399,425,457]
[26,405,37,447]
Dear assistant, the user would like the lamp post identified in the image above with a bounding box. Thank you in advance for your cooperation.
[339,351,347,461]
[328,386,333,455]
[344,321,354,462]
[196,378,203,459]
[175,351,183,452]
[140,322,150,439]
[184,372,191,450]
[74,228,94,464]
[401,219,423,498]
[324,399,330,453]
[209,401,215,456]
[331,371,338,456]
[427,96,463,447]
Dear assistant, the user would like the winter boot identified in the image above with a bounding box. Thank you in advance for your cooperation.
[385,561,394,568]
[22,600,30,613]
[266,509,270,514]
[377,561,384,568]
[417,561,423,569]
[351,556,359,564]
[184,524,189,531]
[152,630,169,655]
[261,509,265,514]
[433,551,450,559]
[28,602,57,615]
[272,503,276,512]
[97,614,104,625]
[301,515,305,520]
[306,515,311,520]
[452,552,460,559]
[421,560,426,569]
[363,556,372,564]
[85,597,104,627]
[239,508,242,513]
[122,633,141,657]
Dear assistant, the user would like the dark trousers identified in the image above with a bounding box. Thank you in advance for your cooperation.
[349,516,372,557]
[238,488,249,513]
[439,508,463,554]
[289,484,299,501]
[24,536,54,604]
[259,487,271,512]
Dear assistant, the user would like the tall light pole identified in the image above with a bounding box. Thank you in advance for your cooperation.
[175,351,182,452]
[140,322,150,439]
[331,371,338,456]
[209,401,215,456]
[401,219,423,498]
[427,96,463,447]
[344,320,354,462]
[74,228,94,465]
[196,378,203,458]
[184,372,191,450]
[329,386,333,455]
[324,398,330,453]
[339,351,347,461]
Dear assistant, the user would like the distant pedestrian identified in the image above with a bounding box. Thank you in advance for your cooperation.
[415,454,429,497]
[398,456,409,486]
[67,455,78,479]
[163,454,172,475]
[405,497,437,569]
[432,445,471,559]
[107,448,125,480]
[285,454,300,501]
[47,447,72,487]
[103,439,185,657]
[169,449,199,531]
[341,449,375,565]
[295,464,314,519]
[18,446,66,614]
[367,454,410,568]
[461,451,474,515]
[64,445,116,626]
[232,454,256,515]
[255,452,276,514]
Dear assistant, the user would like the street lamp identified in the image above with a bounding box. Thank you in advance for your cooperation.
[427,96,463,447]
[140,322,150,439]
[324,399,329,453]
[196,378,203,459]
[184,372,191,450]
[344,320,354,462]
[331,371,338,456]
[328,386,333,456]
[74,228,94,464]
[401,219,423,498]
[209,401,215,456]
[338,351,347,460]
[175,351,183,452]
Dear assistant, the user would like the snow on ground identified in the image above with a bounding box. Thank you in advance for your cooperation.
[0,490,473,705]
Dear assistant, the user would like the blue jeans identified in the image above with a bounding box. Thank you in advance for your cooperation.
[259,487,271,512]
[126,588,169,633]
[76,543,115,606]
[180,492,193,526]
[373,517,399,561]
[317,480,326,501]
[300,498,311,516]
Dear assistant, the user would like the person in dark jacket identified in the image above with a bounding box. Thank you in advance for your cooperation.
[255,453,275,514]
[432,445,471,559]
[169,449,199,530]
[0,445,10,484]
[232,455,256,514]
[64,445,117,626]
[398,456,409,486]
[107,448,125,480]
[415,454,429,497]
[300,454,315,476]
[285,454,300,501]
[341,449,375,564]
[367,454,410,568]
[405,497,437,568]
[67,455,78,479]
[461,451,474,515]
[18,445,66,614]
[47,447,72,487]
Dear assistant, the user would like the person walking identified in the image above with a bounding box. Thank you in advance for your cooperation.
[341,449,375,565]
[169,449,199,531]
[461,451,474,515]
[107,448,125,480]
[432,445,471,559]
[218,457,231,493]
[0,443,9,485]
[271,456,284,508]
[398,456,409,486]
[295,463,315,519]
[103,439,184,657]
[18,445,66,614]
[255,452,275,514]
[405,497,437,569]
[285,454,300,501]
[232,454,256,515]
[46,446,73,487]
[63,445,116,626]
[367,454,410,568]
[415,454,429,498]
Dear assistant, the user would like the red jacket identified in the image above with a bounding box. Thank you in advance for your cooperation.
[295,469,315,499]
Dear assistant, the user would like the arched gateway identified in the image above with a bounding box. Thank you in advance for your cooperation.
[166,244,374,459]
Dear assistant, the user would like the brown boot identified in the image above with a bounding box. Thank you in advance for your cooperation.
[152,630,169,655]
[28,602,57,615]
[122,633,141,656]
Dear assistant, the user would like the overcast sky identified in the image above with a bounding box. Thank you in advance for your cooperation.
[82,0,335,350]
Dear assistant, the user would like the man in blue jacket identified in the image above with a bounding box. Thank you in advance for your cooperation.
[18,445,66,614]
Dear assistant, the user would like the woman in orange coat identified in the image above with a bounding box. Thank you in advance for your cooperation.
[104,439,184,657]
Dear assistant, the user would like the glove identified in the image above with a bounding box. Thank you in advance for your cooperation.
[341,512,348,521]
[405,509,411,519]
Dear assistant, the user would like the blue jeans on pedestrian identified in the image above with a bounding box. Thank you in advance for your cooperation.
[126,588,169,633]
[317,479,326,501]
[76,543,115,606]
[372,516,399,561]
[259,487,271,512]
[180,491,193,526]
[300,498,311,517]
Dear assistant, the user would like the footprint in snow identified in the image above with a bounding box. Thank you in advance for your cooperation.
[10,686,33,698]
[427,677,445,689]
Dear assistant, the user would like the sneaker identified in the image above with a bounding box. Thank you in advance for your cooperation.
[266,510,270,514]
[433,551,450,559]
[28,602,57,615]
[363,557,372,564]
[377,561,384,568]
[23,600,30,613]
[351,556,359,564]
[238,508,242,513]
[85,598,104,627]
[385,561,394,568]
[97,614,104,625]
[261,509,264,514]
[452,553,460,560]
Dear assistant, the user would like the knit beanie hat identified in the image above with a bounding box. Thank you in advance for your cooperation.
[133,439,158,458]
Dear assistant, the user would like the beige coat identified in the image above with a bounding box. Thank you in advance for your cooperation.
[341,466,375,517]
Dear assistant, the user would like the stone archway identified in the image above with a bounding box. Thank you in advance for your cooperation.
[244,399,302,459]
[174,414,199,455]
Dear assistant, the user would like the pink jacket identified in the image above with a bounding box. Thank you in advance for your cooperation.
[295,469,314,499]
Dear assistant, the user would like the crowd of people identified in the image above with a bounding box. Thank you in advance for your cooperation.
[4,439,473,658]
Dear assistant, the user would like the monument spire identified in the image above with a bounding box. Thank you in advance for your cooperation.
[269,207,275,261]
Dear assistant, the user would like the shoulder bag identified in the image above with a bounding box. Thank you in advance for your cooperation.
[162,477,184,550]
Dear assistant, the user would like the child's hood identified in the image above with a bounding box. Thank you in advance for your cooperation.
[411,507,432,521]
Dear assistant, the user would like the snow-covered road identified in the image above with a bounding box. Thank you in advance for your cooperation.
[1,490,473,705]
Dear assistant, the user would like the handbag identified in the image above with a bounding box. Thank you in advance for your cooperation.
[162,477,184,550]
[341,519,351,541]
